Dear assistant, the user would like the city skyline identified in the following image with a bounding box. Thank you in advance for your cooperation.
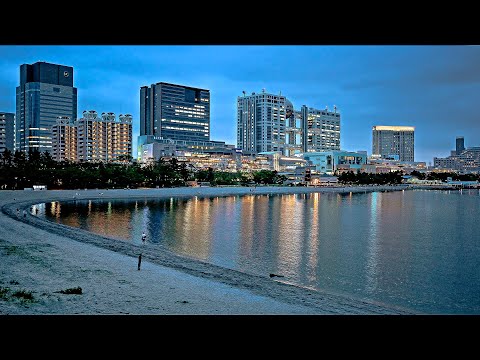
[1,45,479,163]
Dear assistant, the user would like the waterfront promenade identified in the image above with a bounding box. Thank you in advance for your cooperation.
[0,185,414,315]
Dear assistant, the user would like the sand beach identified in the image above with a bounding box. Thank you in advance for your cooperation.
[0,185,414,315]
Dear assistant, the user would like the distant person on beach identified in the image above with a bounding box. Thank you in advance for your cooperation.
[23,210,27,218]
[142,232,147,244]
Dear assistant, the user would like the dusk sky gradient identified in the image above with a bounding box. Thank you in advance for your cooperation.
[0,45,479,163]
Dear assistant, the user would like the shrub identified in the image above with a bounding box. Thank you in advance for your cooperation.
[12,290,34,301]
[0,287,10,299]
[59,286,82,295]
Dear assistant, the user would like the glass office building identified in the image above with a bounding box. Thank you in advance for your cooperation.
[15,61,77,154]
[140,82,210,142]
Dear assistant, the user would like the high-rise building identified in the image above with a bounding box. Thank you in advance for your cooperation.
[236,91,341,156]
[456,136,465,155]
[77,111,132,162]
[372,125,415,162]
[237,90,287,155]
[301,105,340,153]
[140,82,210,141]
[52,116,77,162]
[52,110,132,162]
[16,61,77,154]
[0,112,15,153]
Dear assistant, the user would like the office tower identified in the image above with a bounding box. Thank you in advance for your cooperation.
[77,111,132,162]
[237,90,287,155]
[140,82,210,141]
[0,112,15,153]
[16,61,77,154]
[52,116,77,162]
[456,136,465,155]
[372,125,415,162]
[301,105,340,153]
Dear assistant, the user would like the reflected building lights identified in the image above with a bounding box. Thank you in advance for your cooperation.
[276,195,304,277]
[34,191,480,314]
[365,192,380,294]
[170,198,211,259]
[238,195,256,260]
[306,192,320,284]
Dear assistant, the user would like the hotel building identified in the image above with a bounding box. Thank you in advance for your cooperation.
[372,125,415,162]
[16,61,77,154]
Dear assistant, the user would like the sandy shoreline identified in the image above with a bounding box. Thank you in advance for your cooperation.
[0,185,415,315]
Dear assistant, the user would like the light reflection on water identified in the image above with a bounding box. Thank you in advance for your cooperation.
[34,189,480,314]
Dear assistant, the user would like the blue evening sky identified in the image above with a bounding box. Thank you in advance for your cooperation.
[0,45,479,164]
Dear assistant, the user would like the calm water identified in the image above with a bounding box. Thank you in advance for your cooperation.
[34,189,480,314]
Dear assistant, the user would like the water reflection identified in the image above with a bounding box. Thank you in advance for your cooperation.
[35,189,480,314]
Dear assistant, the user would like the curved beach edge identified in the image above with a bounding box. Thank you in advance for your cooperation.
[0,186,416,315]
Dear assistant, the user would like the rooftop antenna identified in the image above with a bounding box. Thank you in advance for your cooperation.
[242,90,246,97]
[262,88,265,93]
[334,105,337,113]
[325,105,328,112]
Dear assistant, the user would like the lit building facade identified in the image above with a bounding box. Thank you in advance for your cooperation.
[302,150,367,175]
[284,101,303,157]
[236,90,340,157]
[364,156,427,174]
[237,90,287,155]
[16,61,77,154]
[51,110,132,162]
[140,82,210,141]
[52,116,77,162]
[433,137,480,173]
[432,157,457,170]
[138,135,235,163]
[0,112,15,153]
[77,111,132,162]
[372,125,415,162]
[176,153,239,172]
[302,105,341,153]
[257,152,307,172]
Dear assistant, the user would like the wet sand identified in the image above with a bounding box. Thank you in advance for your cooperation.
[0,186,415,315]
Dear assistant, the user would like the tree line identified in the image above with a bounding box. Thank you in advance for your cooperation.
[0,149,286,190]
[2,149,478,190]
[409,170,480,182]
[337,170,480,185]
[337,171,404,185]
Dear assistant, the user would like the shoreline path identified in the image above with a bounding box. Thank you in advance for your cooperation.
[0,186,415,315]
